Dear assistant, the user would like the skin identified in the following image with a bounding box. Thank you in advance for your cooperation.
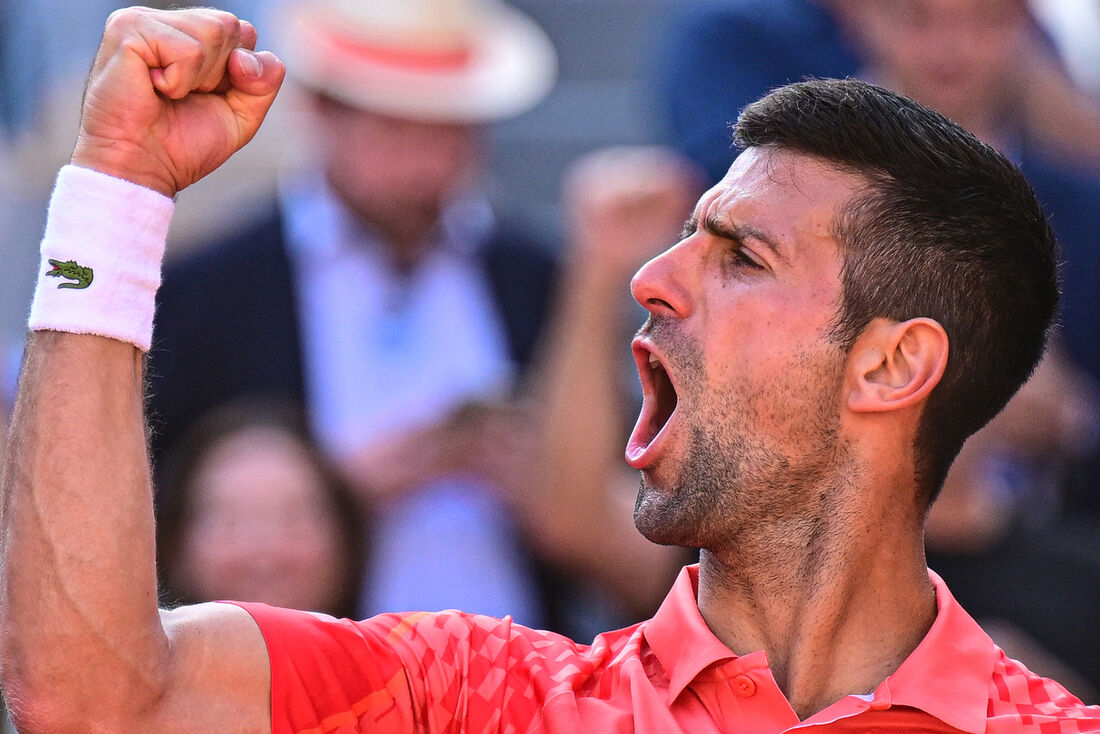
[0,7,953,731]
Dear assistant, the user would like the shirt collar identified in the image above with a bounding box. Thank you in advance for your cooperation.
[279,169,496,265]
[645,565,738,703]
[644,565,996,732]
[868,569,997,734]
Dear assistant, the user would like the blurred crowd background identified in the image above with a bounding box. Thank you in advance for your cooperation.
[1,1,1099,728]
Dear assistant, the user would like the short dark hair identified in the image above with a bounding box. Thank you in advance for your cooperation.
[733,78,1059,501]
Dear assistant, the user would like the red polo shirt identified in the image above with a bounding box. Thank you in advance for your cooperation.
[235,566,1099,733]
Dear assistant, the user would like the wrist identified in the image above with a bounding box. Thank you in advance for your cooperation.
[71,133,177,198]
[28,166,174,352]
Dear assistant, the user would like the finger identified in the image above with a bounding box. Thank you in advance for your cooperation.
[134,10,243,97]
[160,10,245,94]
[237,19,258,51]
[223,49,286,145]
[95,11,204,100]
[147,28,207,99]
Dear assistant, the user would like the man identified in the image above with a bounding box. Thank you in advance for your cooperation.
[1,8,1097,734]
[148,0,562,624]
[656,0,1100,691]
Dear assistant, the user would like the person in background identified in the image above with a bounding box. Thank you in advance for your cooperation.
[656,0,1100,185]
[147,0,565,628]
[155,401,365,619]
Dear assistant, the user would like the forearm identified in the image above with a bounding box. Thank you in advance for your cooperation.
[0,333,169,728]
[0,9,285,732]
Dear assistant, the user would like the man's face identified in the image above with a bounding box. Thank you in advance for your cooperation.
[854,0,1027,123]
[627,147,863,550]
[311,94,481,223]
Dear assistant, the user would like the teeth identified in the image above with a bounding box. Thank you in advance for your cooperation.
[649,354,659,367]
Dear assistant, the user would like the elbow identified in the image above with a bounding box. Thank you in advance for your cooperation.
[1,673,69,734]
[1,651,164,734]
[2,660,79,734]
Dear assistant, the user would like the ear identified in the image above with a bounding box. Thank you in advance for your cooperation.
[847,317,949,413]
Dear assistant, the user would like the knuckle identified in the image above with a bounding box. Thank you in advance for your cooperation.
[204,11,240,45]
[117,36,143,57]
[103,7,138,34]
[179,39,204,65]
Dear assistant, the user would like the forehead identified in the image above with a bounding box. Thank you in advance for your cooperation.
[698,147,865,262]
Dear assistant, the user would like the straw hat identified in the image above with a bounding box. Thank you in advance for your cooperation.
[272,0,558,122]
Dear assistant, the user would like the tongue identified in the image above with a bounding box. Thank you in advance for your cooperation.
[625,365,677,467]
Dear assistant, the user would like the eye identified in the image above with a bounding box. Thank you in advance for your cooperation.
[727,246,764,271]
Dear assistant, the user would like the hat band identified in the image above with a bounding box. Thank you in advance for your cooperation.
[326,30,474,72]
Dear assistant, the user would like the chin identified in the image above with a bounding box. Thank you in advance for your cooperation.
[632,475,706,549]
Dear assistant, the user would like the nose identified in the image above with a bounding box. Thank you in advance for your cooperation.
[630,239,695,319]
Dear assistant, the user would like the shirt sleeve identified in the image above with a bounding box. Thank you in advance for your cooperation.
[230,601,564,734]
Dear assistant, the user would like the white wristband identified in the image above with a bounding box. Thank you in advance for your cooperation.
[28,165,174,352]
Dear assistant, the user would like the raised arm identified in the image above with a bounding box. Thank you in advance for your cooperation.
[0,8,283,733]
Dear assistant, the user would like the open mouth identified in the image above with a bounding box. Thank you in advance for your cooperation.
[626,340,680,468]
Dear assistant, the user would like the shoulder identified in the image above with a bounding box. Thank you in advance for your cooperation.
[241,603,586,669]
[240,603,646,694]
[232,604,646,734]
[984,649,1100,731]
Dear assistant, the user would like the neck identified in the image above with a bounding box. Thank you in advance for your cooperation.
[696,488,935,720]
[328,174,446,270]
[355,207,442,271]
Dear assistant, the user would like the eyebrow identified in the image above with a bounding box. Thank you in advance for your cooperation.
[682,215,786,263]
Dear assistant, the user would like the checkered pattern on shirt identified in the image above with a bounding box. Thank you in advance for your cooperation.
[258,606,646,734]
[245,603,1100,734]
[985,651,1100,733]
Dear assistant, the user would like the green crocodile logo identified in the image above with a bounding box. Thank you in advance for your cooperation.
[45,259,94,289]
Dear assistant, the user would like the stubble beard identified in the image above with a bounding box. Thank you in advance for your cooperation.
[633,348,849,555]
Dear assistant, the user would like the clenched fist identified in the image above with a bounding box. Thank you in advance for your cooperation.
[563,146,704,281]
[73,6,285,197]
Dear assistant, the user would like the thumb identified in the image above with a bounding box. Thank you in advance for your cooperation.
[223,48,285,146]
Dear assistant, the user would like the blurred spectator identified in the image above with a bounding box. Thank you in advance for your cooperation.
[156,401,365,618]
[148,0,573,629]
[655,0,1100,184]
